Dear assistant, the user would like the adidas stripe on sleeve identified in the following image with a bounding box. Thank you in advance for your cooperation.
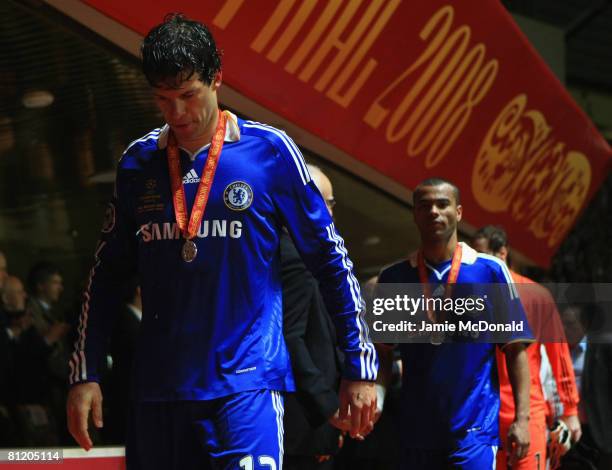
[254,124,377,381]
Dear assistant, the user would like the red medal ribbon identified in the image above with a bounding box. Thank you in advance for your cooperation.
[167,110,227,241]
[417,243,463,322]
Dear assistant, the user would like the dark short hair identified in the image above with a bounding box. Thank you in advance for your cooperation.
[141,13,222,87]
[474,225,508,253]
[27,261,61,294]
[413,177,461,205]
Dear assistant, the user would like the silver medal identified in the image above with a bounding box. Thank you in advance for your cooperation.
[181,239,198,262]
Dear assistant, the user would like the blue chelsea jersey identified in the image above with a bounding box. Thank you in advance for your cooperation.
[377,243,533,449]
[69,113,378,400]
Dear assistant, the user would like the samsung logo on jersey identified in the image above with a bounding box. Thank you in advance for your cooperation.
[139,220,243,242]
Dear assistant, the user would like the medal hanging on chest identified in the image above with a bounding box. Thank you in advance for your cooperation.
[181,239,198,263]
[167,110,227,262]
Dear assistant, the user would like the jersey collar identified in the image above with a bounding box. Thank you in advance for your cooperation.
[407,241,478,268]
[157,110,241,156]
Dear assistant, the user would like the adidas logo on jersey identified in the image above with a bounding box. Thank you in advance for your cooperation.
[182,169,200,184]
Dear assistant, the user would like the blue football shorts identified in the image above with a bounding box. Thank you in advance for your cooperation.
[126,389,284,470]
[401,444,498,470]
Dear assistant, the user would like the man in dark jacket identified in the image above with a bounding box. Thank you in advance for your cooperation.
[106,277,142,444]
[282,165,344,469]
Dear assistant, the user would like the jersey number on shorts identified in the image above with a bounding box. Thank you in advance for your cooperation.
[239,455,276,470]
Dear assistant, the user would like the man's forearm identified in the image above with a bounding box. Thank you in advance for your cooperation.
[505,343,530,421]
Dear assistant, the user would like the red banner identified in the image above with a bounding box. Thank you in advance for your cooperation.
[80,0,612,266]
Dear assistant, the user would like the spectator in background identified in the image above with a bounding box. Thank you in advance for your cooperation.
[560,304,612,470]
[26,262,66,336]
[26,262,69,356]
[281,165,344,469]
[473,225,581,470]
[26,262,71,444]
[106,276,142,445]
[2,275,62,445]
[2,276,34,346]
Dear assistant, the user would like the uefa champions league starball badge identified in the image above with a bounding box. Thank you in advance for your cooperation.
[182,239,198,262]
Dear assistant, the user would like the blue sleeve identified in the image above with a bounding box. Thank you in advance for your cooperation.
[68,162,138,385]
[270,133,377,381]
[488,260,534,347]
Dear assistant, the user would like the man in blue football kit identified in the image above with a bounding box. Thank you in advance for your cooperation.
[66,14,377,469]
[376,178,533,469]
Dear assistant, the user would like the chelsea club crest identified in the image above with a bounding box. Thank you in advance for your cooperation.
[223,181,253,211]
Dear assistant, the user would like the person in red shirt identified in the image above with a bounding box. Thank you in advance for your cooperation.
[472,226,581,470]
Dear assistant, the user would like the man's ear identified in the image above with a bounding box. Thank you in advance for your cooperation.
[496,246,508,263]
[456,204,463,222]
[212,71,223,90]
